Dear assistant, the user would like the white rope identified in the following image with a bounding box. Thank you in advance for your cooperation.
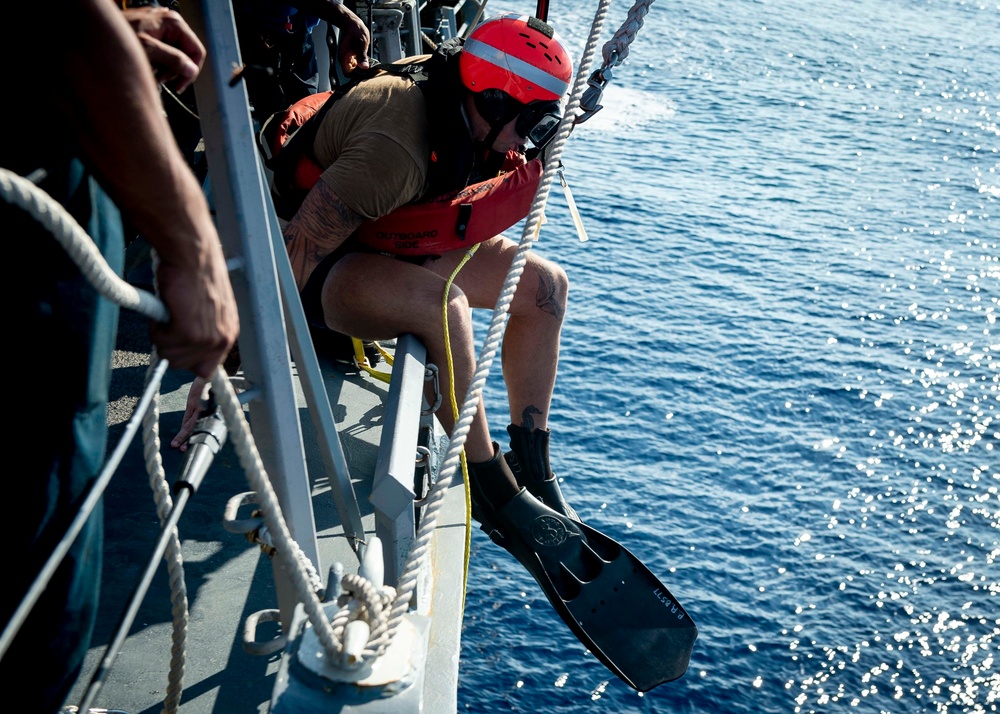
[141,350,188,714]
[376,0,617,651]
[142,247,188,714]
[0,168,387,665]
[208,367,349,655]
[0,167,187,712]
[602,0,655,66]
[329,574,395,652]
[0,170,168,323]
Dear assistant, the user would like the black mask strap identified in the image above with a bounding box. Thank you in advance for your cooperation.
[477,125,503,155]
[473,89,524,146]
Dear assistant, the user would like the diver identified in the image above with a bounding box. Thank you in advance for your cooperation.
[180,12,696,689]
[280,11,577,530]
[278,14,695,687]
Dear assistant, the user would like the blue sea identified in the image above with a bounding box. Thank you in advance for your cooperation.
[461,1,999,712]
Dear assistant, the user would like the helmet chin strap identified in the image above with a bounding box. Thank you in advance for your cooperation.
[461,98,503,155]
[478,124,504,154]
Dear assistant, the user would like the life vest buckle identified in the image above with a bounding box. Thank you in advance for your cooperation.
[455,203,473,240]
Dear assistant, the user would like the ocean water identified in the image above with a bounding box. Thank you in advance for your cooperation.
[460,1,999,712]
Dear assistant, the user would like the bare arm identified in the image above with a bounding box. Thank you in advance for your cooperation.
[291,0,371,73]
[173,178,362,448]
[284,179,365,290]
[58,0,238,377]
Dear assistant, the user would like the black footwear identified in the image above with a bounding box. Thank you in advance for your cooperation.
[505,425,579,520]
[467,442,520,528]
[469,481,699,691]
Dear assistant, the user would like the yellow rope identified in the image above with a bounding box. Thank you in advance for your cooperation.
[349,242,479,607]
[441,244,480,609]
[351,338,392,383]
[374,341,394,366]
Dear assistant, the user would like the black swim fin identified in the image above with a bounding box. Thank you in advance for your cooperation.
[475,488,698,691]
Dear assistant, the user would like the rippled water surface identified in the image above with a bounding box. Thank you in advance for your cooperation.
[460,1,998,711]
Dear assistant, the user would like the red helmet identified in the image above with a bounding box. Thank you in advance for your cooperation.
[459,14,572,104]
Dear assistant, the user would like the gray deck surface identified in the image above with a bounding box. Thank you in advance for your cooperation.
[66,309,467,714]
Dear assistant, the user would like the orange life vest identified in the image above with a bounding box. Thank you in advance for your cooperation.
[258,50,541,256]
[356,157,542,256]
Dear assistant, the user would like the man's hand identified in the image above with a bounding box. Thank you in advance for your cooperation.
[151,245,239,380]
[123,6,206,93]
[171,376,210,451]
[291,0,369,74]
[327,3,370,74]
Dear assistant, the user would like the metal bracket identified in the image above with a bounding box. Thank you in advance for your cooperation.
[422,362,442,415]
[575,52,619,126]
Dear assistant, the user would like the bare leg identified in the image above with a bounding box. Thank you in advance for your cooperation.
[320,253,494,462]
[424,237,577,517]
[423,236,568,431]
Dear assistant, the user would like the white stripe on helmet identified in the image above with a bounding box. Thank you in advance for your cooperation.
[463,37,570,99]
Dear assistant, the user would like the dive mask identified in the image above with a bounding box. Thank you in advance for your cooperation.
[516,100,562,149]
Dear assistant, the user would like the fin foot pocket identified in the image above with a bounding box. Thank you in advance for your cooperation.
[505,425,579,521]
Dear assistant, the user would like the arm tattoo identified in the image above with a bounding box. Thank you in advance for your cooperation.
[520,405,543,431]
[534,263,565,320]
[284,180,365,288]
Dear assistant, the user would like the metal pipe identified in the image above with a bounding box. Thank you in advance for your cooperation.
[75,485,193,712]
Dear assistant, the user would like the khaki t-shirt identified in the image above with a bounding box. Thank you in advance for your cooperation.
[313,73,430,221]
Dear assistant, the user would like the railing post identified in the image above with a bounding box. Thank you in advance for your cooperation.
[370,334,428,586]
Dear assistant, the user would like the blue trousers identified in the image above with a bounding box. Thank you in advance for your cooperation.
[2,159,123,713]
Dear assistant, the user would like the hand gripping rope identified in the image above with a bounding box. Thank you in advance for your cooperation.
[0,168,187,713]
[0,166,386,675]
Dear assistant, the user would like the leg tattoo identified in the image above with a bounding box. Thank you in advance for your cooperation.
[535,264,565,320]
[520,405,543,431]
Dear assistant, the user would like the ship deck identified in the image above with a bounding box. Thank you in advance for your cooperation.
[66,308,468,713]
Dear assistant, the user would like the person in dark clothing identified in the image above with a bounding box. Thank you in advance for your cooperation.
[0,4,238,712]
[234,0,371,121]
